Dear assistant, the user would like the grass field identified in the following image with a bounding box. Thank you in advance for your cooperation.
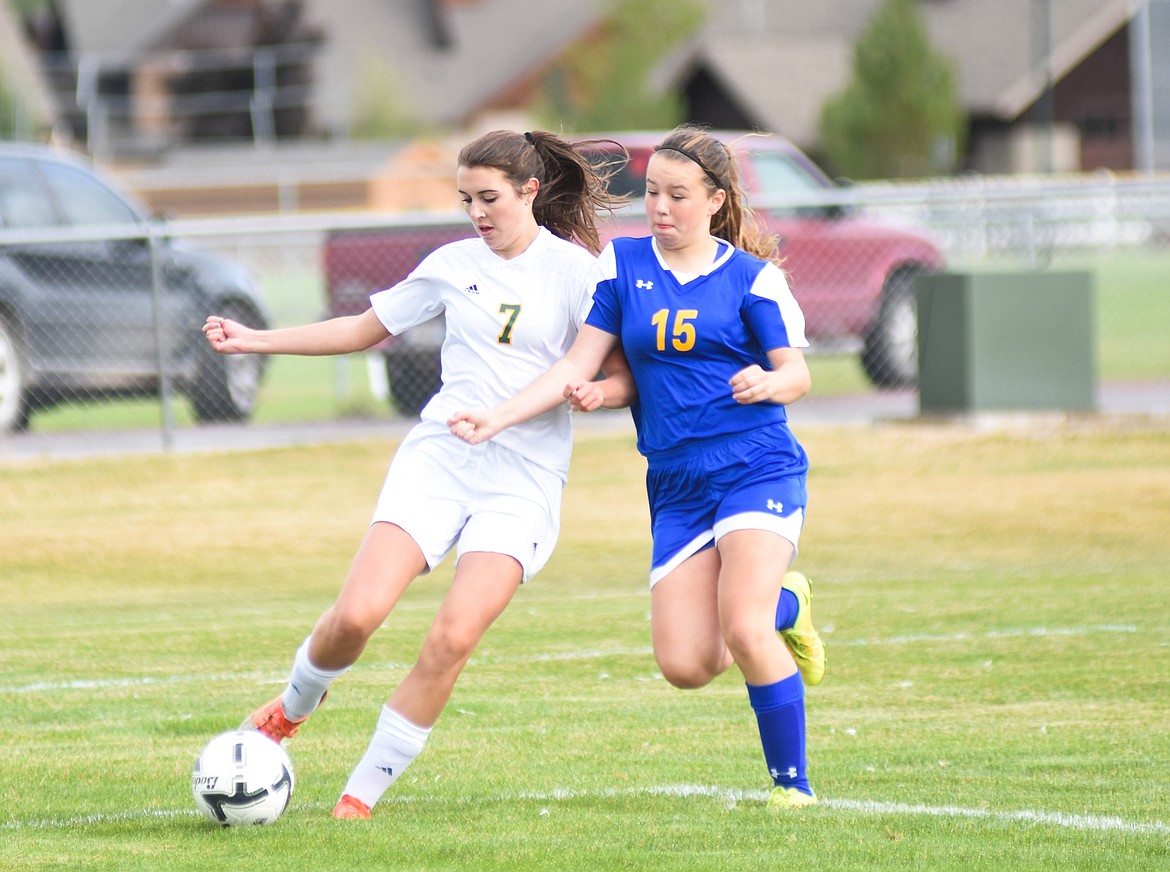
[2,422,1169,870]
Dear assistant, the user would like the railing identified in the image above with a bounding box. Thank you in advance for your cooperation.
[39,41,321,158]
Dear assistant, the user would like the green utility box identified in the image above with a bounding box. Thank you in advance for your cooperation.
[916,270,1096,414]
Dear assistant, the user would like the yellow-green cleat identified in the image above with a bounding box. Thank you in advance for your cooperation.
[779,571,826,686]
[767,786,818,810]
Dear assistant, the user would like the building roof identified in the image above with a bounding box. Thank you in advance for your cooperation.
[58,0,204,55]
[299,0,607,134]
[670,0,1134,144]
[922,0,1131,116]
[43,0,1138,152]
[50,0,607,134]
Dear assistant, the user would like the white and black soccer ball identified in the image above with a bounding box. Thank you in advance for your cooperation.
[192,729,295,826]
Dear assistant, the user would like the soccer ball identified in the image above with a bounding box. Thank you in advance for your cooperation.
[191,729,295,826]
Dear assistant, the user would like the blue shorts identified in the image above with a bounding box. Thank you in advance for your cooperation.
[645,423,808,587]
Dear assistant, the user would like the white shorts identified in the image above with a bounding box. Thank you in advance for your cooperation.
[372,421,563,582]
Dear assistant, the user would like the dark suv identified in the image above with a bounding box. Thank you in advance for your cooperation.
[0,144,270,432]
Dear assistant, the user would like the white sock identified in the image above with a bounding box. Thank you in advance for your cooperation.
[282,637,348,721]
[341,705,431,808]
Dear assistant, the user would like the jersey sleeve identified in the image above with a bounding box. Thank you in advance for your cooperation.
[583,242,622,336]
[368,251,448,335]
[744,262,809,350]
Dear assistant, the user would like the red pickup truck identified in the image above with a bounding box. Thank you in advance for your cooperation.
[324,132,944,413]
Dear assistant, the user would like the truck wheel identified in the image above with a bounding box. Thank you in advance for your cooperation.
[190,302,267,423]
[385,349,442,415]
[0,312,31,433]
[861,267,922,389]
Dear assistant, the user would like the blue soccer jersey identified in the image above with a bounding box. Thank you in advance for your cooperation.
[586,235,809,459]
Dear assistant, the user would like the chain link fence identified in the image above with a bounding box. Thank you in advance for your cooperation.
[2,169,1169,444]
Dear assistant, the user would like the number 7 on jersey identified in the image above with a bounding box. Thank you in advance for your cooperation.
[498,303,521,344]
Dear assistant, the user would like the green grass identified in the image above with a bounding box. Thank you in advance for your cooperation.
[1055,250,1170,381]
[27,353,394,433]
[2,424,1169,870]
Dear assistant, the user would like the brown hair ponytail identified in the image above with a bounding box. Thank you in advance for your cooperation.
[458,130,627,255]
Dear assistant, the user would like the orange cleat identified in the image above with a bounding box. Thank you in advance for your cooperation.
[241,691,327,743]
[332,794,372,819]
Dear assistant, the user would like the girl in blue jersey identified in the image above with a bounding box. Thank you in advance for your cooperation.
[449,125,825,810]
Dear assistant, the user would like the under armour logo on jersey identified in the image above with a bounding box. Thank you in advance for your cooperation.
[767,499,784,513]
[463,283,480,294]
[636,279,653,289]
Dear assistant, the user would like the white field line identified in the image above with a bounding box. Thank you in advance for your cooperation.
[0,623,1139,696]
[4,784,1168,837]
[841,623,1137,647]
[0,648,657,695]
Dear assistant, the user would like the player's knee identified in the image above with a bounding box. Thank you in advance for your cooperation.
[423,620,481,668]
[656,651,719,689]
[320,604,379,649]
[719,613,773,664]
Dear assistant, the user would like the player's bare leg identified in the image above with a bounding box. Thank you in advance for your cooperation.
[333,551,522,817]
[715,529,797,686]
[245,522,427,741]
[311,522,430,668]
[390,550,522,724]
[650,547,733,689]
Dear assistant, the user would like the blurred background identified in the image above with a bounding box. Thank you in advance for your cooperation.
[0,0,1168,444]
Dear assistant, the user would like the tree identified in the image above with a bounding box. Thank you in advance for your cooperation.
[7,0,51,18]
[819,0,964,179]
[3,0,41,139]
[538,0,705,132]
[0,71,13,138]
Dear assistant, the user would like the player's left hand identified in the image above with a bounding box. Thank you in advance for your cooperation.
[564,380,605,412]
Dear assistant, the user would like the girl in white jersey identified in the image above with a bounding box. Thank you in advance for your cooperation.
[202,129,629,819]
[449,125,826,811]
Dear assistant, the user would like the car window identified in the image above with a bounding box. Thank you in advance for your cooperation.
[36,160,141,227]
[748,150,827,200]
[0,157,58,228]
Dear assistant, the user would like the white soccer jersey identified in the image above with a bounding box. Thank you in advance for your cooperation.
[370,227,597,479]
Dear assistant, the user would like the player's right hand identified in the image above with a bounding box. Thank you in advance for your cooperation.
[202,316,247,354]
[447,410,499,444]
